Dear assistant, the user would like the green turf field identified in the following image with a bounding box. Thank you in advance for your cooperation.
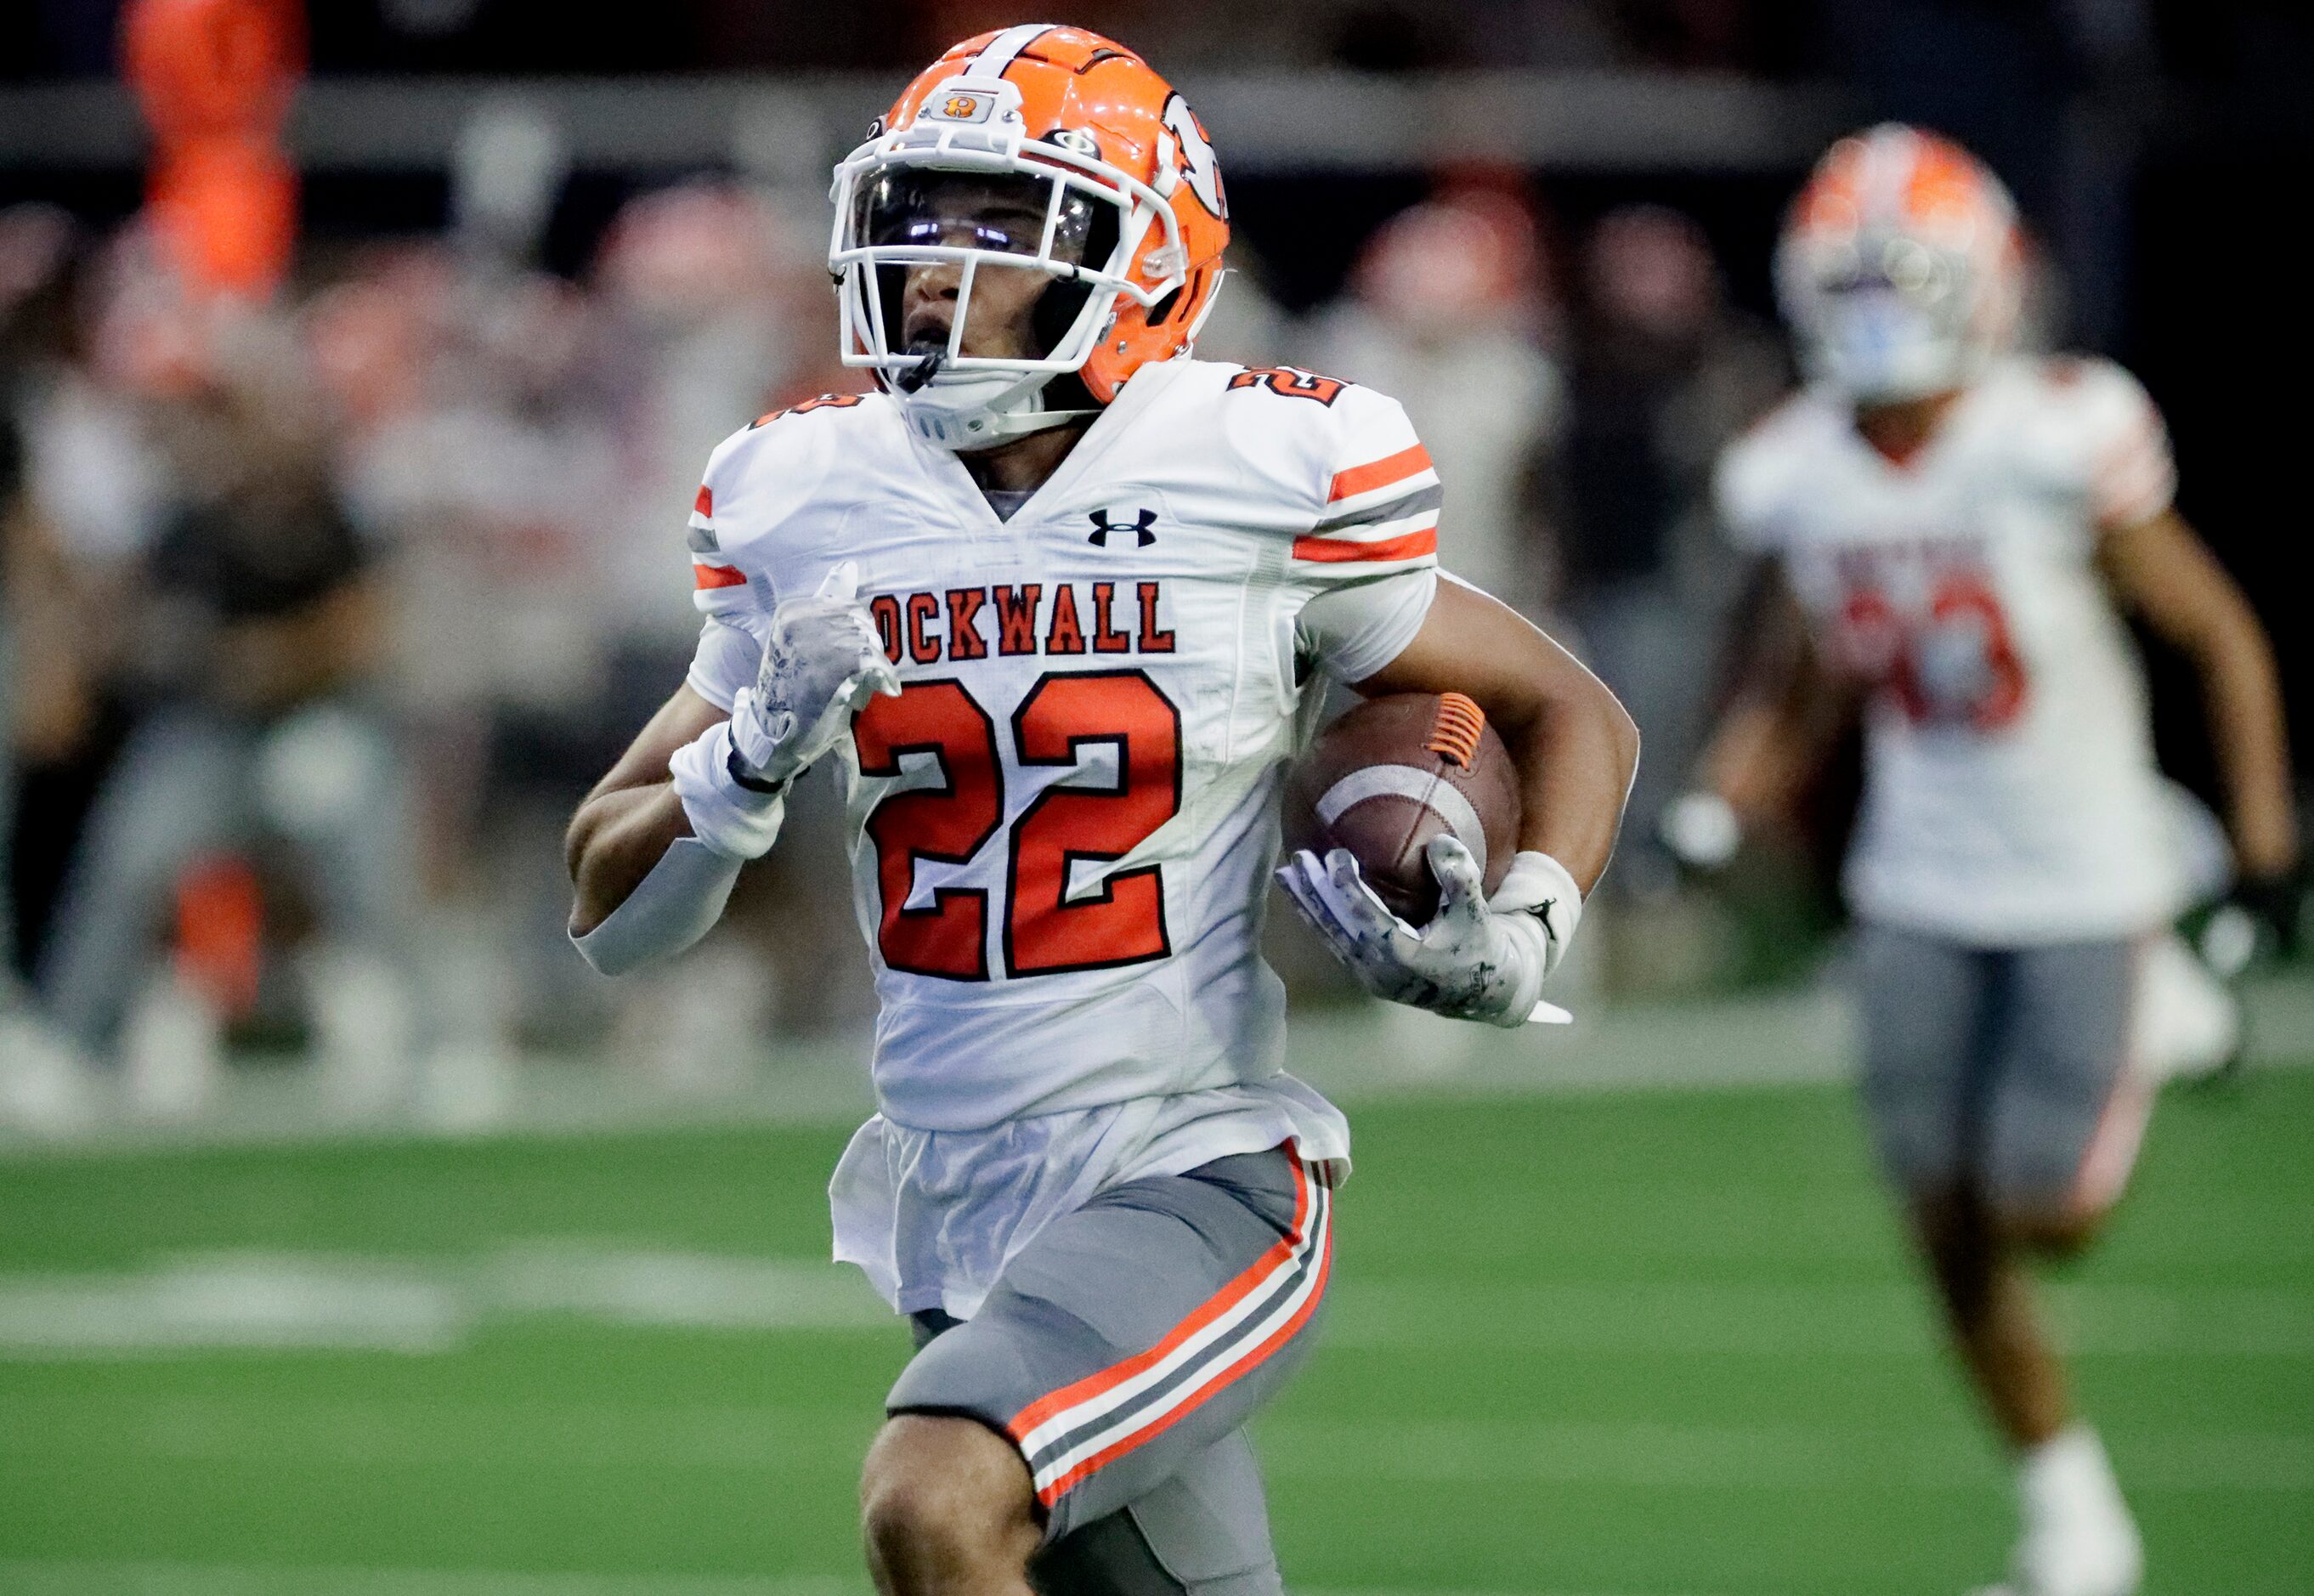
[2,1072,2308,1595]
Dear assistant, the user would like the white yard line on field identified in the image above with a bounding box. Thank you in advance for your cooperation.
[0,1242,891,1359]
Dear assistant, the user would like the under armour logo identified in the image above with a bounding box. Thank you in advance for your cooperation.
[1087,507,1157,548]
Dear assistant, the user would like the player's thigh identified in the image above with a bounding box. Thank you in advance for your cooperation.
[1853,921,1997,1199]
[1032,1430,1281,1596]
[1984,937,2147,1230]
[887,1146,1331,1545]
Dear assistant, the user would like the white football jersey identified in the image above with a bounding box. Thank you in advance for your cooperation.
[684,358,1440,1133]
[1717,354,2187,944]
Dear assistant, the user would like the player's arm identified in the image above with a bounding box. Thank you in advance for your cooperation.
[563,564,900,975]
[1353,575,1638,892]
[565,686,729,940]
[1275,574,1637,1027]
[1665,560,1857,868]
[2097,508,2300,922]
[1268,384,1632,1023]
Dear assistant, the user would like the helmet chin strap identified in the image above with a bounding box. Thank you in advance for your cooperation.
[891,353,1099,450]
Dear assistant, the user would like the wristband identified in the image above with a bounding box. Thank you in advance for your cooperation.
[670,721,789,860]
[1492,850,1584,976]
[727,736,793,797]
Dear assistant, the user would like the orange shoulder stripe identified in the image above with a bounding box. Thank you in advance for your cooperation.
[1327,443,1433,504]
[1291,527,1437,563]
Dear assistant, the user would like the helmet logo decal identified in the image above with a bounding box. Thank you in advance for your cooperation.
[1162,93,1226,222]
[936,92,992,122]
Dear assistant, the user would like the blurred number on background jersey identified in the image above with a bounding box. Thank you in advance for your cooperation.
[856,671,1182,980]
[1837,571,2028,729]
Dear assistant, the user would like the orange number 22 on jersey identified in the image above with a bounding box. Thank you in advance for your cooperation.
[853,671,1181,981]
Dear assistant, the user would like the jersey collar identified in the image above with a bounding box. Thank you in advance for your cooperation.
[904,359,1184,535]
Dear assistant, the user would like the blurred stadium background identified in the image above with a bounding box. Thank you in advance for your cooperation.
[2,2,2310,1592]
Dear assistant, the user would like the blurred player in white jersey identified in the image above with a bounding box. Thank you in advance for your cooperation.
[563,26,1637,1592]
[1678,127,2298,1596]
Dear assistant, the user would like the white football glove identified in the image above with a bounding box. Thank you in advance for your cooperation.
[1660,790,1743,872]
[1276,836,1581,1027]
[728,560,902,788]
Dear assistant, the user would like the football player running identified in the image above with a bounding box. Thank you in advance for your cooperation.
[1677,127,2299,1596]
[564,26,1637,1593]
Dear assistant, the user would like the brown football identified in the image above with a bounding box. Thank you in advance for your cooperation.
[1281,692,1522,925]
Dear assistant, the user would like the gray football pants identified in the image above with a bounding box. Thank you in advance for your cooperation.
[891,1146,1333,1593]
[1856,921,2152,1220]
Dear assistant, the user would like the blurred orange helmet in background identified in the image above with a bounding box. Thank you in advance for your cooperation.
[1776,123,2023,402]
[829,24,1231,448]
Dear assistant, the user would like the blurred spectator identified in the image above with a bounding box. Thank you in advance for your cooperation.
[33,283,418,1098]
[591,181,808,681]
[1545,204,1783,891]
[319,243,614,1058]
[3,209,71,980]
[1309,184,1565,617]
[2,206,103,1123]
[591,182,892,1043]
[3,219,46,1030]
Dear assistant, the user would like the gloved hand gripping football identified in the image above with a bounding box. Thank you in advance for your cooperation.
[727,561,902,790]
[1276,835,1580,1027]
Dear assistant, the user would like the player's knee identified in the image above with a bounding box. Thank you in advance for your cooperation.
[1996,1203,2106,1259]
[859,1414,1038,1589]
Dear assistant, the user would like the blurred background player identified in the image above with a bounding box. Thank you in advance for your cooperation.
[1678,125,2300,1596]
[563,25,1635,1589]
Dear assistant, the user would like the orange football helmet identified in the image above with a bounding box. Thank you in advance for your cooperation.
[829,25,1231,448]
[1776,124,2023,402]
